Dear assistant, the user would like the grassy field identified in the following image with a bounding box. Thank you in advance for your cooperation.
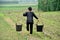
[0,6,60,40]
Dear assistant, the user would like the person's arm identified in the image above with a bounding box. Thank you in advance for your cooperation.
[33,12,38,19]
[23,12,27,16]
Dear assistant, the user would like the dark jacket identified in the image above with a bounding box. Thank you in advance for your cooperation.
[23,12,38,24]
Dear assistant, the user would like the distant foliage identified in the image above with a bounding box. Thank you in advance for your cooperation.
[0,0,37,4]
[38,0,60,11]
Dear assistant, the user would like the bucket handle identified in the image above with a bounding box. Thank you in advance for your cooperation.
[37,11,44,25]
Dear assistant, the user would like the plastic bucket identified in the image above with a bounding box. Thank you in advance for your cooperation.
[16,24,22,31]
[36,24,43,32]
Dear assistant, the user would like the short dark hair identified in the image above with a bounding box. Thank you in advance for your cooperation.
[28,7,32,11]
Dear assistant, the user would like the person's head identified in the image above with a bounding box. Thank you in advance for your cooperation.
[28,7,32,11]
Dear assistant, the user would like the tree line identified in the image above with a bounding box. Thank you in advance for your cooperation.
[38,0,60,11]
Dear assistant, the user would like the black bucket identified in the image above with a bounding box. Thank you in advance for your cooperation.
[16,24,22,31]
[36,24,44,32]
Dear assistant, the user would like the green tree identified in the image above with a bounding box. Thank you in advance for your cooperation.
[38,0,60,11]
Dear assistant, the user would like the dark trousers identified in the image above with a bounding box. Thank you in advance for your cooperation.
[26,23,33,34]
